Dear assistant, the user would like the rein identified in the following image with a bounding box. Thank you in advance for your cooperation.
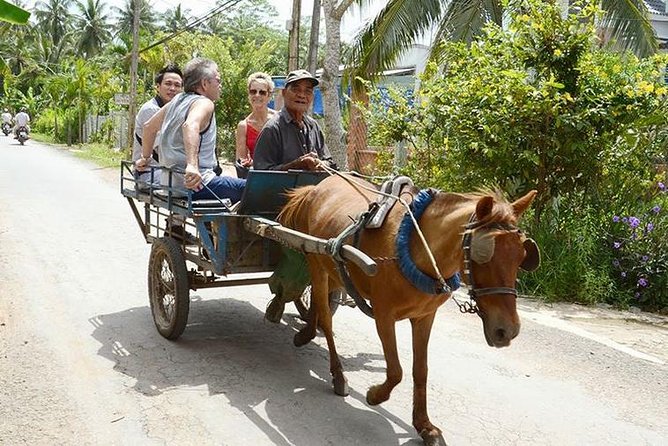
[314,164,519,317]
[397,190,520,315]
[396,189,461,295]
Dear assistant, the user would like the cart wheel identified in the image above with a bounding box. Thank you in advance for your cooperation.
[148,237,190,340]
[295,286,342,320]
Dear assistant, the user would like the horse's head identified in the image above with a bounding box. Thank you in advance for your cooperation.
[466,190,539,348]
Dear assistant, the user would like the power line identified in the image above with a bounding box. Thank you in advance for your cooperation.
[139,0,243,54]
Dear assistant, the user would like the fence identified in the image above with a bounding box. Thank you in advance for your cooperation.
[83,111,129,149]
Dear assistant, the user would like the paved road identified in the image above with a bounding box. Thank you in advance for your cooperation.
[0,137,666,445]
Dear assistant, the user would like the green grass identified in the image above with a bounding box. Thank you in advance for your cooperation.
[30,131,58,144]
[72,142,128,168]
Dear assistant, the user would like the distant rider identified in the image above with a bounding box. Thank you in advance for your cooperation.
[1,108,12,125]
[13,107,30,138]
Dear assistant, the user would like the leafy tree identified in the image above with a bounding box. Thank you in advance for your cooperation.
[161,4,190,33]
[346,0,658,84]
[75,0,113,58]
[113,0,157,37]
[363,0,668,307]
[34,0,74,44]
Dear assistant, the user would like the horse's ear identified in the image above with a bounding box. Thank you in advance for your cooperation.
[520,238,540,271]
[475,196,494,220]
[512,190,538,218]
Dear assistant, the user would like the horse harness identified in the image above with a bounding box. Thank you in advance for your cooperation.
[460,216,521,315]
[327,185,522,318]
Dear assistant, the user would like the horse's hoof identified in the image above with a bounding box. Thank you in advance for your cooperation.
[366,385,388,406]
[293,329,313,347]
[332,375,349,396]
[419,428,447,446]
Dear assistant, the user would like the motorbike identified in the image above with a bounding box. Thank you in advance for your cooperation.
[16,126,29,145]
[1,122,10,136]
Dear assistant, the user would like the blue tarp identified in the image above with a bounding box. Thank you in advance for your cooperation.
[270,78,324,116]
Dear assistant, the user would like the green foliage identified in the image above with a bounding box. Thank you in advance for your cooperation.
[73,142,127,168]
[606,183,668,310]
[520,198,616,305]
[364,0,668,310]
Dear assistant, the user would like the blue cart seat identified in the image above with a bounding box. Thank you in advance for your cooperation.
[236,170,330,217]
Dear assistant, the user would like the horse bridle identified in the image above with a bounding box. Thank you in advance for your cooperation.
[456,216,520,315]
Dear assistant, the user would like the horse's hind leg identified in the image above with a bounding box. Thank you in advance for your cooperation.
[367,313,402,405]
[411,313,446,446]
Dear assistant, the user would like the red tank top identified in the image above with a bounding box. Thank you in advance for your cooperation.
[246,122,260,158]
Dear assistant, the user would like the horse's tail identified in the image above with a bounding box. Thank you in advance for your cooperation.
[279,185,316,229]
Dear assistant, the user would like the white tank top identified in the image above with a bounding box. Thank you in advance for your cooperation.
[159,92,217,191]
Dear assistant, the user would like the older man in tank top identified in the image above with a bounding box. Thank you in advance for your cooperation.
[137,58,245,202]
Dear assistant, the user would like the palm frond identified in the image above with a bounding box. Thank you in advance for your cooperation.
[345,0,443,81]
[598,0,657,56]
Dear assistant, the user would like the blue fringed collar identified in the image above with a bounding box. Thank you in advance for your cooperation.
[395,189,461,295]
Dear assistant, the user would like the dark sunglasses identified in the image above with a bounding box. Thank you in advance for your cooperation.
[249,89,268,96]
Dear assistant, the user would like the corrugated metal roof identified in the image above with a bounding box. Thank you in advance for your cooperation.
[646,0,668,16]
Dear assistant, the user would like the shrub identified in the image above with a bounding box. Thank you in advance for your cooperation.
[520,197,615,304]
[607,182,668,310]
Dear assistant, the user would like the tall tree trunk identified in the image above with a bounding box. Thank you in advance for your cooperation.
[321,0,350,168]
[346,81,368,172]
[307,0,321,75]
[307,0,321,115]
[288,0,302,71]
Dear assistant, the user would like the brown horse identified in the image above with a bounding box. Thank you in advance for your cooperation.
[279,175,539,446]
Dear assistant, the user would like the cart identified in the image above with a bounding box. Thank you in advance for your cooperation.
[120,161,376,340]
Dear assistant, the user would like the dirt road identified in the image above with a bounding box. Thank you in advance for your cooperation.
[1,138,666,445]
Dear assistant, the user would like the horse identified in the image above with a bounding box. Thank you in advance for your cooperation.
[278,174,539,446]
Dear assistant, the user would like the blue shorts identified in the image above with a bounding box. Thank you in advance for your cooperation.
[193,175,246,203]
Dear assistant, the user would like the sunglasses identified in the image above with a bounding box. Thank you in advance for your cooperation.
[249,89,269,96]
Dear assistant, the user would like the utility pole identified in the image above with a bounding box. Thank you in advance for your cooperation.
[287,0,301,71]
[128,0,141,153]
[306,0,321,75]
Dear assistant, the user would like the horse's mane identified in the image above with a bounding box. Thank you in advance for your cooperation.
[278,185,316,227]
[440,189,517,228]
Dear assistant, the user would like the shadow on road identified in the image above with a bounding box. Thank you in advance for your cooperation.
[89,296,418,445]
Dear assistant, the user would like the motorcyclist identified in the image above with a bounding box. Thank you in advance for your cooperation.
[13,107,30,138]
[1,108,12,134]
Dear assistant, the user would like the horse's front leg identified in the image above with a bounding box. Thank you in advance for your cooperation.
[411,313,446,446]
[367,313,402,405]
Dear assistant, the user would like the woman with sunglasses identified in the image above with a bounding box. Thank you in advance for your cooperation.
[234,72,277,178]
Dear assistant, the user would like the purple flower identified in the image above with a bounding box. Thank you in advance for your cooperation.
[612,259,620,267]
[659,182,666,191]
[638,278,648,287]
[612,215,620,222]
[642,255,649,262]
[628,217,640,228]
[622,217,628,223]
[613,241,621,249]
[621,271,627,278]
[652,205,661,214]
[635,292,641,299]
[646,222,654,232]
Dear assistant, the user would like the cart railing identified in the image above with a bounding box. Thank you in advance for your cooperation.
[120,161,377,279]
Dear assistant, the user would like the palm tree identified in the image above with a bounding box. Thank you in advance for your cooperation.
[113,0,158,37]
[161,4,190,33]
[34,0,74,44]
[75,0,113,58]
[347,0,658,79]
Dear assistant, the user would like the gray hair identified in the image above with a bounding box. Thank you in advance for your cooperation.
[246,72,274,92]
[183,58,218,93]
